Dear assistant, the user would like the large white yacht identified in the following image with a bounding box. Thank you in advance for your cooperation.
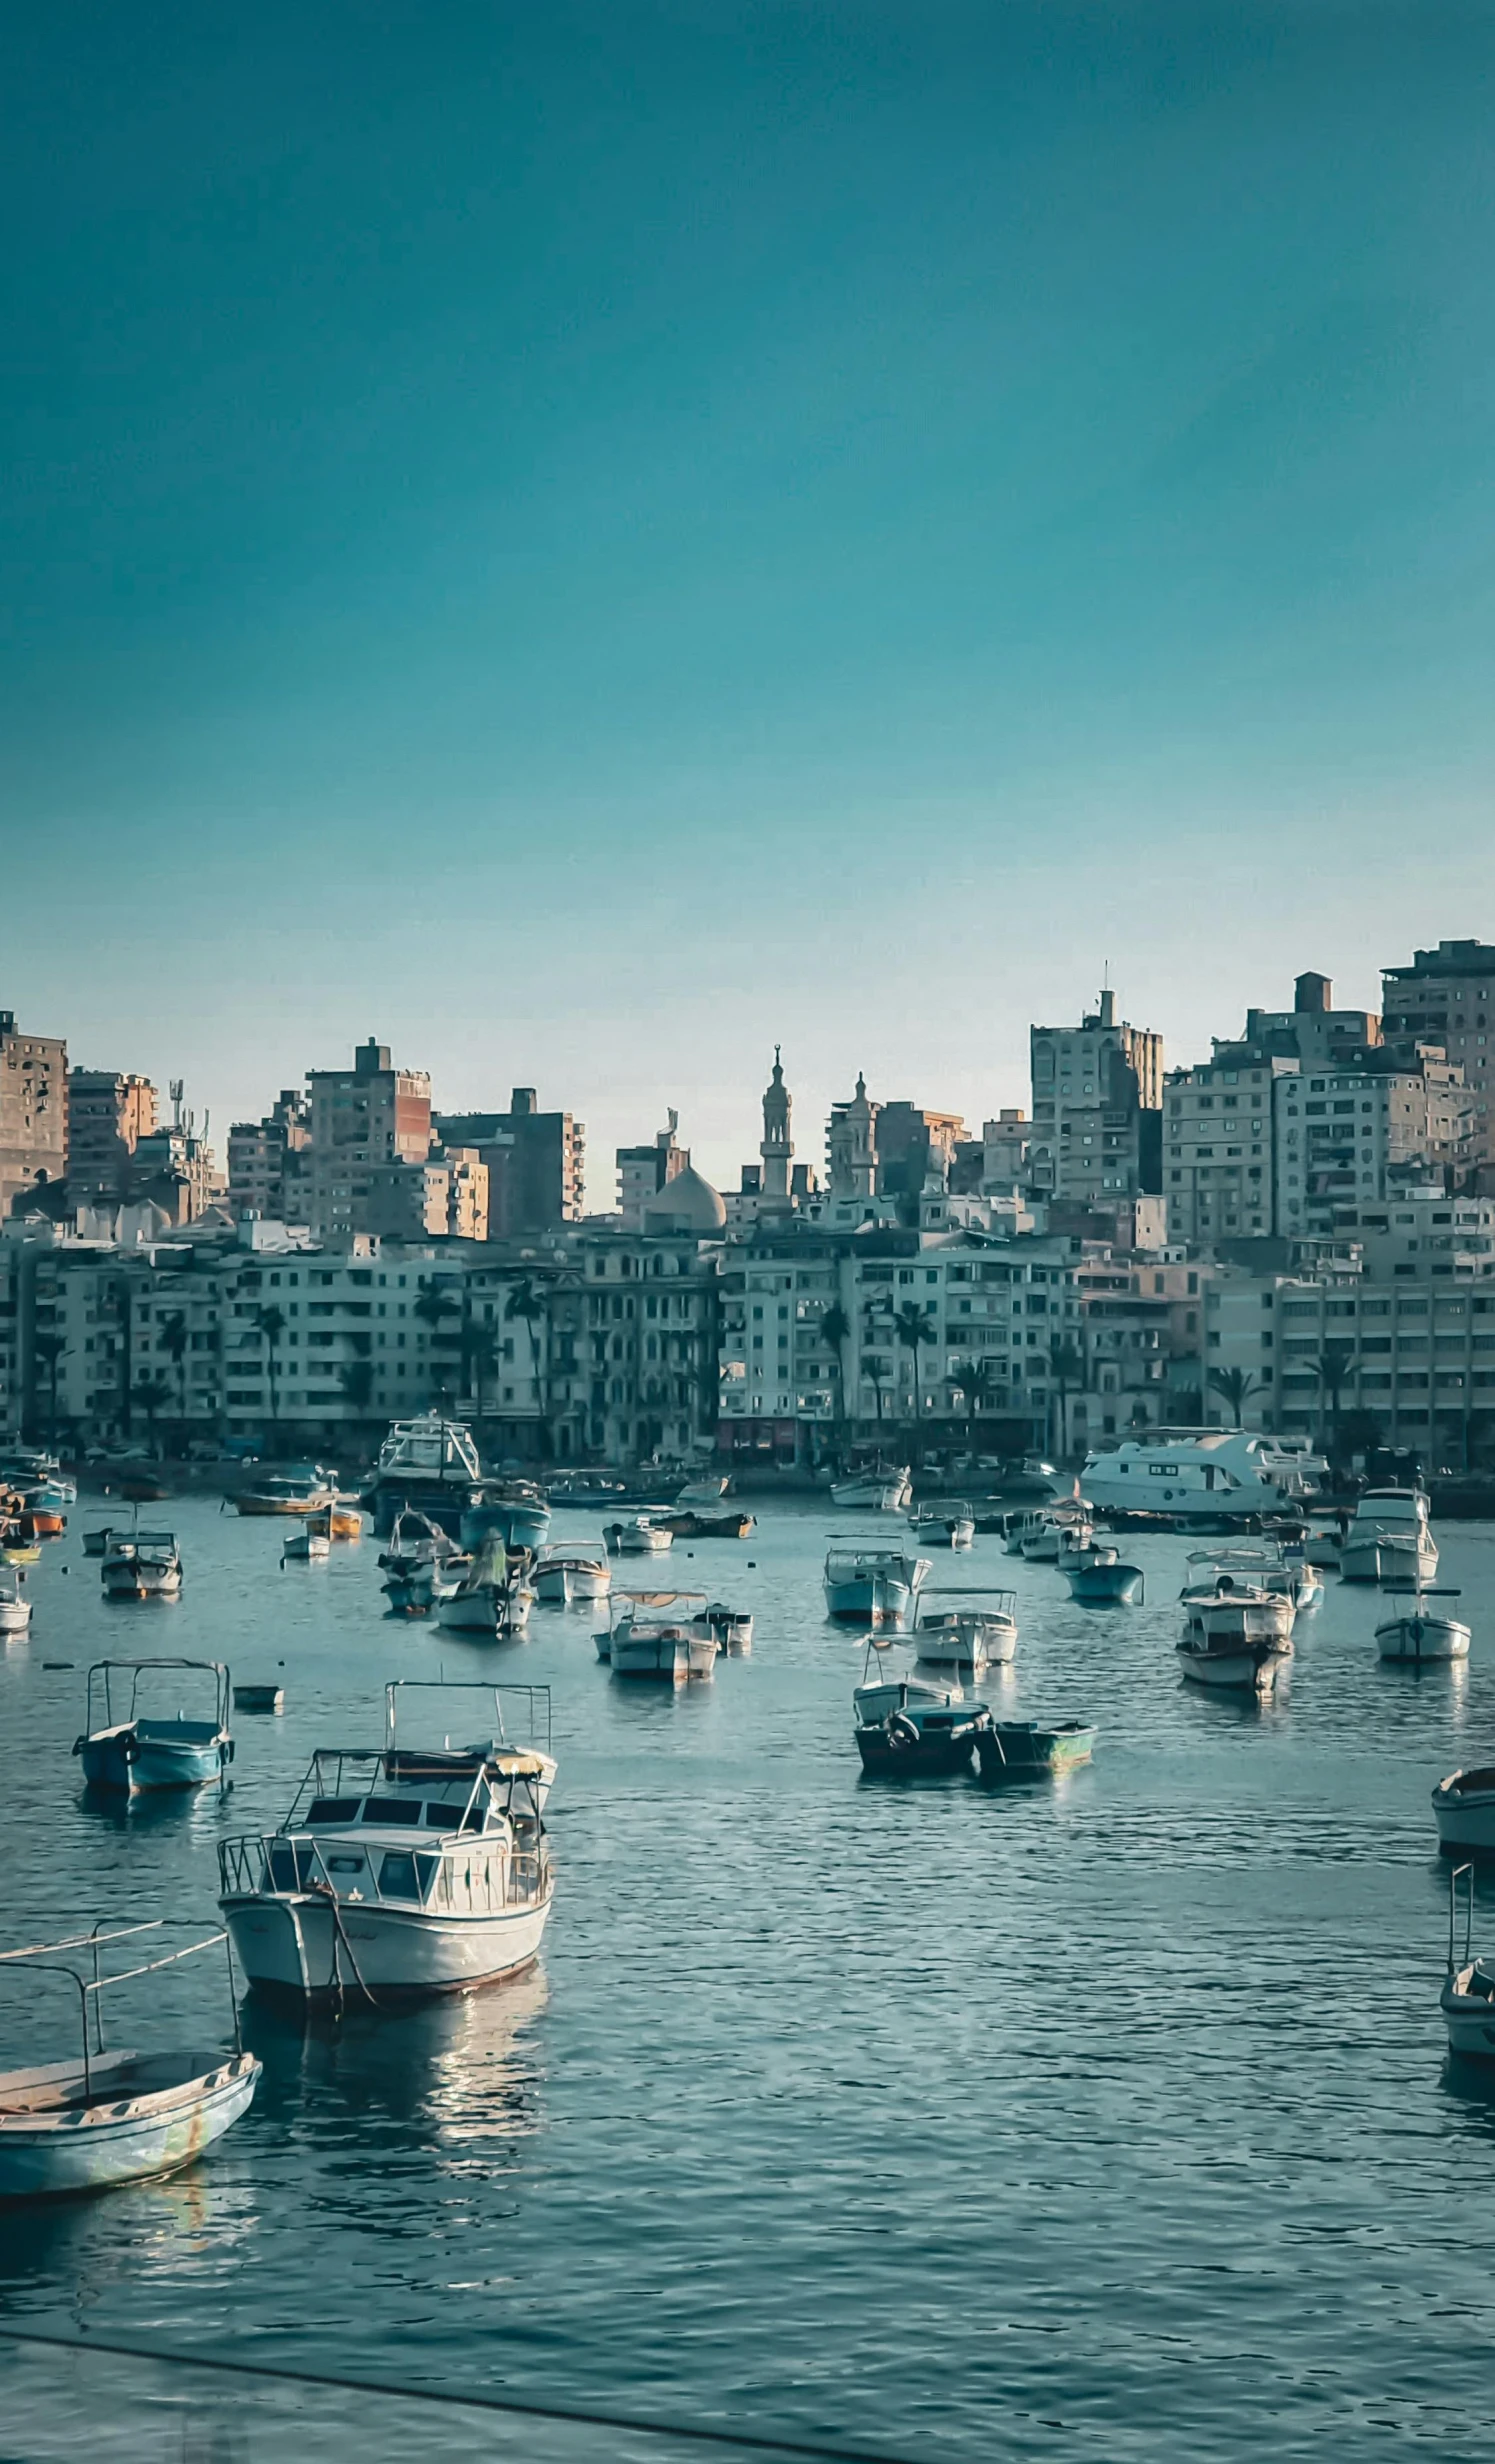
[1079,1429,1326,1523]
[361,1414,485,1537]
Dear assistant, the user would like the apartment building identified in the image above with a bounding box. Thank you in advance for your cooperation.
[306,1039,432,1237]
[1382,939,1495,1167]
[1274,1056,1473,1237]
[1029,990,1163,1203]
[66,1071,159,1200]
[0,1009,67,1220]
[434,1089,584,1235]
[227,1091,310,1222]
[1164,1055,1298,1244]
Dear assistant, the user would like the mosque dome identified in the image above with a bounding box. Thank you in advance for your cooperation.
[643,1165,727,1235]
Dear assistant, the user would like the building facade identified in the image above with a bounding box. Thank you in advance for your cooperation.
[1382,939,1495,1168]
[66,1071,159,1201]
[0,1010,67,1220]
[306,1039,432,1237]
[1029,990,1163,1203]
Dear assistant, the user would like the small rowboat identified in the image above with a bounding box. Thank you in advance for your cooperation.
[282,1526,331,1562]
[1442,1864,1495,2063]
[0,1919,260,2199]
[233,1683,285,1714]
[974,1719,1096,1782]
[1432,1768,1495,1857]
[74,1659,234,1792]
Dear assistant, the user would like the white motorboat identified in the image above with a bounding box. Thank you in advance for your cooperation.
[1079,1428,1328,1522]
[603,1516,674,1556]
[703,1601,753,1652]
[436,1538,533,1638]
[1376,1584,1470,1664]
[1019,1504,1090,1564]
[908,1500,976,1549]
[532,1542,611,1605]
[676,1474,729,1507]
[598,1590,718,1680]
[914,1586,1018,1670]
[100,1530,182,1601]
[830,1466,912,1512]
[362,1412,484,1537]
[0,1572,31,1638]
[0,1920,260,2197]
[1181,1543,1320,1614]
[218,1681,555,2001]
[1432,1767,1495,1856]
[1055,1522,1105,1569]
[1004,1510,1051,1557]
[1441,1864,1495,2061]
[282,1527,331,1563]
[823,1541,932,1625]
[1177,1580,1294,1693]
[1338,1489,1438,1585]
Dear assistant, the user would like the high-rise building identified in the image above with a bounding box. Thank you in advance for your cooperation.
[66,1071,159,1200]
[433,1089,584,1235]
[227,1090,310,1221]
[306,1039,432,1237]
[1381,940,1495,1168]
[0,1009,68,1219]
[616,1111,687,1228]
[1029,990,1163,1202]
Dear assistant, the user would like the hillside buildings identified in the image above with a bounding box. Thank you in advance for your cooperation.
[0,1009,67,1219]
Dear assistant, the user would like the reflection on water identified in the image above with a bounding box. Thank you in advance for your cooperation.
[2,1501,1495,2457]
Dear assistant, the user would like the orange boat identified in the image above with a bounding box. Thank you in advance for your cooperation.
[19,1509,65,1541]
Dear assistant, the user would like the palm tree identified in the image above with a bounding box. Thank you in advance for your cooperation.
[413,1278,461,1406]
[251,1304,287,1426]
[1207,1365,1264,1430]
[820,1304,851,1439]
[1312,1342,1356,1461]
[866,1355,888,1426]
[893,1304,938,1447]
[1046,1337,1086,1461]
[130,1372,174,1454]
[339,1358,375,1417]
[950,1355,1003,1435]
[30,1332,66,1442]
[159,1310,190,1447]
[464,1323,501,1418]
[505,1276,549,1454]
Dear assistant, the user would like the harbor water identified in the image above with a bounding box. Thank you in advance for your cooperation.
[2,1495,1495,2460]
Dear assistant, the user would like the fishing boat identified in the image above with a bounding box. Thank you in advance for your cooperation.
[1339,1489,1438,1585]
[1176,1581,1294,1693]
[328,1496,365,1540]
[653,1508,756,1540]
[1180,1542,1317,1610]
[823,1541,932,1626]
[973,1719,1096,1782]
[0,1572,32,1638]
[908,1500,976,1549]
[73,1659,234,1791]
[1375,1584,1470,1664]
[282,1523,331,1562]
[852,1637,989,1775]
[218,1681,555,2002]
[81,1525,115,1558]
[913,1586,1018,1670]
[531,1542,611,1605]
[676,1473,729,1508]
[234,1683,285,1714]
[703,1602,753,1652]
[361,1413,484,1537]
[830,1464,912,1511]
[603,1516,674,1556]
[1431,1768,1495,1856]
[460,1482,551,1555]
[232,1465,336,1518]
[0,1920,260,2198]
[436,1538,533,1638]
[598,1590,718,1680]
[1054,1521,1103,1568]
[1441,1864,1495,2061]
[100,1529,183,1601]
[1066,1555,1145,1605]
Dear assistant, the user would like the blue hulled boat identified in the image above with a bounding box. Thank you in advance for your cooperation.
[74,1659,233,1792]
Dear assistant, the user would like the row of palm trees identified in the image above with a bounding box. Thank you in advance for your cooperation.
[813,1301,1088,1455]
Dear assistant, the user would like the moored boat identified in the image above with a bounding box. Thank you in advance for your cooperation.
[233,1465,336,1518]
[914,1586,1018,1670]
[74,1659,233,1791]
[532,1542,611,1605]
[703,1602,753,1652]
[460,1482,551,1556]
[328,1495,365,1540]
[101,1529,182,1601]
[908,1500,976,1549]
[282,1515,332,1563]
[1066,1555,1145,1605]
[218,1681,555,2001]
[1441,1863,1495,2061]
[973,1719,1096,1782]
[1432,1767,1495,1856]
[81,1525,115,1558]
[1176,1580,1294,1693]
[603,1516,674,1556]
[830,1465,912,1512]
[1375,1584,1470,1664]
[852,1637,988,1774]
[652,1509,756,1540]
[0,1572,32,1638]
[361,1413,484,1538]
[0,1919,260,2198]
[600,1590,718,1680]
[823,1541,932,1626]
[1339,1489,1438,1585]
[436,1538,533,1638]
[1079,1428,1327,1522]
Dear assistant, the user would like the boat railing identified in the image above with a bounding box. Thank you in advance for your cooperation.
[218,1829,550,1914]
[1449,1862,1476,1972]
[0,1920,241,2099]
[85,1658,231,1737]
[385,1679,553,1757]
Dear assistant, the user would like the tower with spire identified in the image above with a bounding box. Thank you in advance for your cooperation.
[827,1072,879,1203]
[760,1046,793,1205]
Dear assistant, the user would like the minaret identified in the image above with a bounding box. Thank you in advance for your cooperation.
[760,1046,793,1204]
[828,1072,879,1202]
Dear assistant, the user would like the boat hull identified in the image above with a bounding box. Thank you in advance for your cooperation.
[1341,1536,1438,1585]
[974,1723,1095,1780]
[0,2055,261,2199]
[0,1601,31,1636]
[221,1892,551,2000]
[612,1634,717,1680]
[1176,1643,1289,1694]
[78,1732,230,1791]
[460,1500,551,1554]
[831,1478,909,1511]
[1432,1777,1495,1853]
[854,1722,982,1776]
[824,1576,913,1623]
[1067,1564,1144,1604]
[1376,1616,1470,1663]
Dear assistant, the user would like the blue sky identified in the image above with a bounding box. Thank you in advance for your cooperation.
[2,3,1492,1197]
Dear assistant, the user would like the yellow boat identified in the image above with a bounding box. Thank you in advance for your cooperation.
[328,1497,364,1541]
[233,1468,335,1518]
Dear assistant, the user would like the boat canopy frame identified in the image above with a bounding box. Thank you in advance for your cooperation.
[0,1920,241,2101]
[83,1659,230,1738]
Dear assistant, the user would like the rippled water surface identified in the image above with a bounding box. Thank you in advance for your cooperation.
[3,1494,1495,2459]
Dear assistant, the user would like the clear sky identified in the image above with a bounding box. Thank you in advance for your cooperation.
[2,2,1492,1198]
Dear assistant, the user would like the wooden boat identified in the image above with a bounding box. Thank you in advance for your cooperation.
[974,1719,1096,1782]
[598,1590,717,1680]
[282,1522,332,1562]
[460,1482,551,1555]
[233,1465,336,1518]
[1177,1581,1293,1694]
[830,1465,911,1511]
[114,1474,169,1505]
[0,1572,32,1638]
[233,1683,285,1714]
[532,1543,611,1605]
[653,1509,756,1540]
[908,1500,976,1550]
[101,1529,182,1601]
[328,1496,365,1540]
[74,1659,233,1791]
[852,1638,988,1775]
[823,1541,932,1626]
[676,1473,729,1507]
[0,1920,260,2198]
[1432,1767,1495,1856]
[1441,1864,1495,2061]
[1067,1555,1144,1605]
[436,1538,533,1638]
[218,1681,555,2001]
[19,1507,65,1540]
[1375,1584,1470,1664]
[914,1587,1017,1670]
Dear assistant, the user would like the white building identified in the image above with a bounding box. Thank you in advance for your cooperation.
[1164,1055,1298,1245]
